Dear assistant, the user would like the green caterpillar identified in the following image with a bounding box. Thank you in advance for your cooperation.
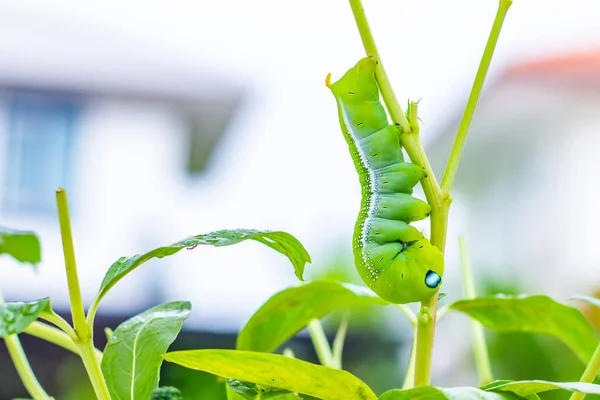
[327,57,444,304]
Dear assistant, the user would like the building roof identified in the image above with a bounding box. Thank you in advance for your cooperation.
[502,49,600,90]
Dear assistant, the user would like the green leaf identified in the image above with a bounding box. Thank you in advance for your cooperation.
[163,349,377,400]
[449,295,599,364]
[227,379,292,399]
[101,301,191,400]
[0,298,50,337]
[572,295,600,309]
[237,280,387,352]
[95,229,310,306]
[0,228,41,265]
[482,379,600,396]
[378,386,531,399]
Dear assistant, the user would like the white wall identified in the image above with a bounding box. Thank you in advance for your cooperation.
[0,82,371,333]
[429,80,600,302]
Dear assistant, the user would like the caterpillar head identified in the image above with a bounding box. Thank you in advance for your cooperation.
[327,57,379,105]
[399,239,443,302]
[373,239,444,304]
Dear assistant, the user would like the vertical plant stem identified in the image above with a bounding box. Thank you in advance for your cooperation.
[331,312,349,370]
[348,0,410,133]
[402,331,418,389]
[346,0,511,387]
[414,303,436,386]
[405,101,444,387]
[569,342,600,400]
[56,188,111,400]
[308,319,335,368]
[4,336,52,400]
[458,236,493,384]
[56,188,88,339]
[348,0,446,385]
[76,341,112,400]
[0,292,52,400]
[440,0,513,195]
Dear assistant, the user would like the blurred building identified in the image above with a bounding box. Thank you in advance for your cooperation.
[428,48,600,304]
[0,13,250,327]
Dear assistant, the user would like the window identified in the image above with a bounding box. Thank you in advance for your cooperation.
[3,92,80,216]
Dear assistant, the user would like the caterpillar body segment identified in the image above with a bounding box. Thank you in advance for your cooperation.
[328,57,444,304]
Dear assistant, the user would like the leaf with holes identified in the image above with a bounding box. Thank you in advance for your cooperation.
[93,230,310,312]
[101,301,191,400]
[0,227,41,265]
[163,349,377,400]
[449,295,598,364]
[0,298,50,337]
[237,280,387,352]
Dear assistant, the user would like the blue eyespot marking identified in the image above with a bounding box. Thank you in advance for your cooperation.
[425,270,441,289]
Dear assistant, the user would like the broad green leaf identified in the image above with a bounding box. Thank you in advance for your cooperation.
[227,379,292,399]
[95,229,310,305]
[482,379,600,396]
[163,349,377,400]
[237,280,387,352]
[449,295,599,364]
[572,295,600,309]
[378,386,531,399]
[0,298,50,337]
[101,301,191,400]
[0,228,41,265]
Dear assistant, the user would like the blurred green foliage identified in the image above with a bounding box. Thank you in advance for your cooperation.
[478,271,600,400]
[8,256,598,400]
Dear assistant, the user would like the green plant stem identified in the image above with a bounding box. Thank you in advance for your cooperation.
[569,342,600,400]
[331,312,349,369]
[4,336,53,400]
[56,188,88,340]
[348,0,410,133]
[86,298,100,328]
[402,331,418,389]
[347,0,511,387]
[23,322,103,363]
[0,292,53,400]
[458,236,493,384]
[307,319,335,368]
[39,311,77,340]
[440,0,513,195]
[56,188,111,400]
[24,321,78,354]
[401,102,447,246]
[402,101,444,387]
[77,341,111,399]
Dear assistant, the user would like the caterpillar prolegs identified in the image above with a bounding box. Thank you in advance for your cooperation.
[327,57,444,304]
